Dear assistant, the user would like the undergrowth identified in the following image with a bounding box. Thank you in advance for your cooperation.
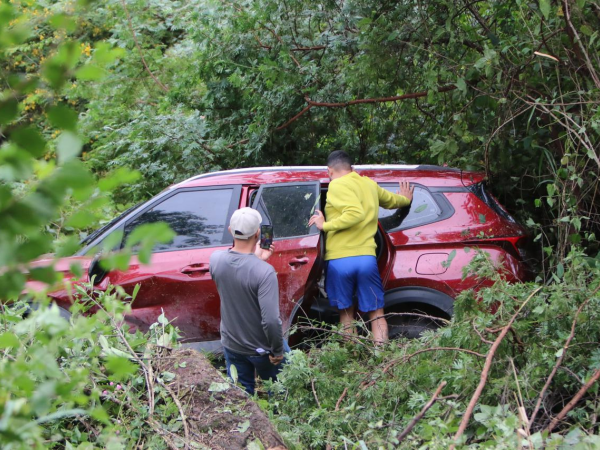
[0,284,185,449]
[268,249,600,449]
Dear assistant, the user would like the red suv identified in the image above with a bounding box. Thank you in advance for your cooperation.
[28,165,531,347]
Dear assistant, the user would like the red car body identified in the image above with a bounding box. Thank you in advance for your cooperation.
[27,165,531,347]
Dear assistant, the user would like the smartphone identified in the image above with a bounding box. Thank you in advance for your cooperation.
[260,225,274,250]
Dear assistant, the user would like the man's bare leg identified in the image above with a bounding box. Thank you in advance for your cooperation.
[369,308,388,344]
[339,306,356,338]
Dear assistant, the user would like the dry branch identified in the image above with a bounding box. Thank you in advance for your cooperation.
[546,368,600,433]
[397,381,447,443]
[451,287,543,448]
[529,292,596,430]
[275,85,457,130]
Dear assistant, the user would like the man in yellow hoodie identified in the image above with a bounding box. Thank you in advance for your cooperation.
[308,151,413,343]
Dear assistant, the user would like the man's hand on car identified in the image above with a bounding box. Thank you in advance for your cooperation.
[254,244,274,261]
[397,180,414,202]
[308,210,325,230]
[269,354,284,365]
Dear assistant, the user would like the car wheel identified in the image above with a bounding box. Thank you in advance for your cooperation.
[385,305,448,339]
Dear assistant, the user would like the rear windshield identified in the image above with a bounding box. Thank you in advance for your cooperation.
[469,182,516,223]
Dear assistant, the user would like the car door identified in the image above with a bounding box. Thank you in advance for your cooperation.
[251,182,322,331]
[104,185,241,343]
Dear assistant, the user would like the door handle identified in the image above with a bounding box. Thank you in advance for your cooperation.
[289,257,309,267]
[181,264,210,275]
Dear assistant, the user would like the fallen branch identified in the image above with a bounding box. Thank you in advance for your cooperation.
[276,85,457,130]
[335,387,348,411]
[359,347,485,393]
[311,378,322,409]
[451,287,543,448]
[156,378,191,450]
[529,292,596,430]
[546,367,600,433]
[397,381,447,443]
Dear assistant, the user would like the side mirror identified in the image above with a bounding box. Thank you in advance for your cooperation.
[88,253,109,285]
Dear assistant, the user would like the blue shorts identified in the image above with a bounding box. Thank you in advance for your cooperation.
[326,255,384,312]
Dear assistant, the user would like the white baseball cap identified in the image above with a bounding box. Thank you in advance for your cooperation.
[229,207,262,239]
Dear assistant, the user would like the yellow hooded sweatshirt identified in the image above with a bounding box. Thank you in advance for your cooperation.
[323,171,410,260]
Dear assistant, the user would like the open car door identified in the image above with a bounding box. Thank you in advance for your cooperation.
[251,181,323,333]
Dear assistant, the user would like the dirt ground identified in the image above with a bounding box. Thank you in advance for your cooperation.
[164,349,287,450]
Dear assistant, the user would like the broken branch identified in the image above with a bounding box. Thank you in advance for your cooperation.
[451,287,543,448]
[397,381,447,443]
[276,85,456,130]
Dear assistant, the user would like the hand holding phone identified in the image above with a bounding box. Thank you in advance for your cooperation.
[260,225,274,250]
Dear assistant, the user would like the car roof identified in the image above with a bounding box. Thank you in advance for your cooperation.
[170,165,485,189]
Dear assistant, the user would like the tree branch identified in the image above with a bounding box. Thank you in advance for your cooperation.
[451,287,543,448]
[529,290,597,430]
[397,381,447,443]
[276,85,456,130]
[546,367,600,433]
[120,0,169,93]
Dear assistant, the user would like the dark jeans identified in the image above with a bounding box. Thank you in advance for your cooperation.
[223,342,290,395]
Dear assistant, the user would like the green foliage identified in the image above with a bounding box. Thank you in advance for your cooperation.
[0,0,135,299]
[0,285,182,449]
[54,0,598,264]
[269,251,600,448]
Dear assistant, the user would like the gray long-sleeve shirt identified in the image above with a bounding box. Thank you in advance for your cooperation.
[209,249,284,356]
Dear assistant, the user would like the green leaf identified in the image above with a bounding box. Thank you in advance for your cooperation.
[539,0,551,19]
[90,406,110,425]
[125,222,175,264]
[157,311,169,325]
[0,98,18,125]
[11,127,47,157]
[98,168,141,192]
[456,78,467,94]
[0,332,20,349]
[29,266,58,284]
[66,209,96,228]
[75,64,106,81]
[478,214,487,224]
[230,364,238,384]
[441,249,457,268]
[47,104,78,131]
[580,25,593,37]
[208,382,230,393]
[236,420,250,433]
[556,262,564,279]
[93,42,126,65]
[414,204,427,213]
[105,355,138,380]
[49,13,77,32]
[247,439,265,450]
[56,132,83,163]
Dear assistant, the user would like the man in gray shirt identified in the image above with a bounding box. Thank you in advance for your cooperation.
[209,207,285,395]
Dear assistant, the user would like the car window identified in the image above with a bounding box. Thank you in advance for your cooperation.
[378,185,442,231]
[253,184,319,238]
[124,188,234,251]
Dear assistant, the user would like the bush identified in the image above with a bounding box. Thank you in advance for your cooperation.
[0,284,184,449]
[269,250,600,449]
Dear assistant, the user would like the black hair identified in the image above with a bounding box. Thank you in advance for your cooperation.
[327,150,353,170]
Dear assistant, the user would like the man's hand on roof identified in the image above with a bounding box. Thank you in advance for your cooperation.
[397,180,414,202]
